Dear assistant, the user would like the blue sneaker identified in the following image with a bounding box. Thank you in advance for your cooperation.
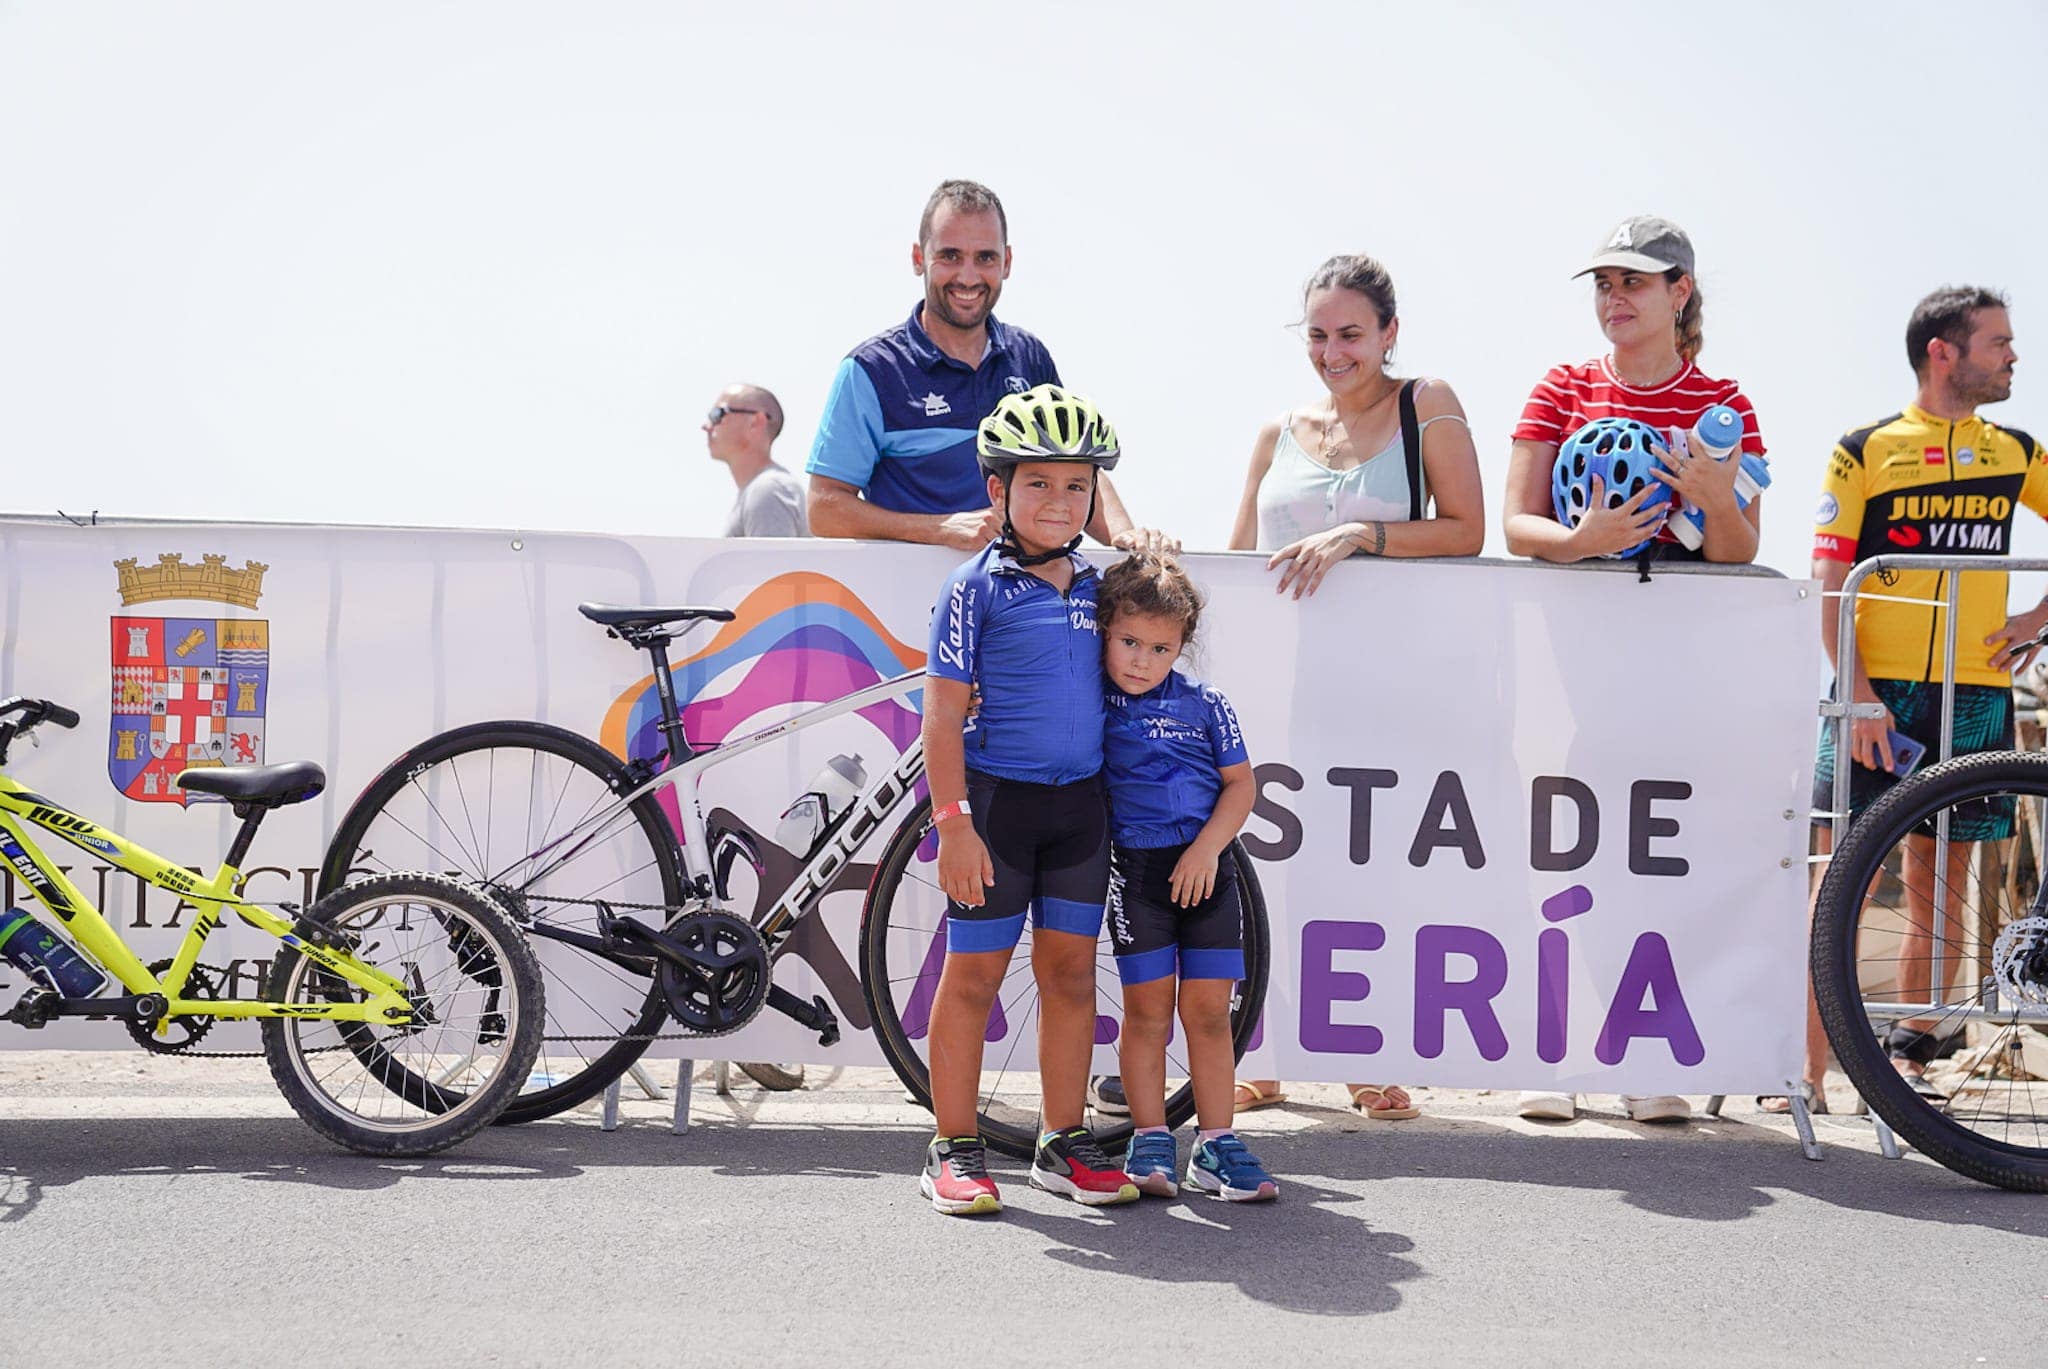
[1186,1134,1279,1202]
[1124,1129,1178,1197]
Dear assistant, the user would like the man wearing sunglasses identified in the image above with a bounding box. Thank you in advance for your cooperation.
[706,384,807,538]
[807,179,1167,553]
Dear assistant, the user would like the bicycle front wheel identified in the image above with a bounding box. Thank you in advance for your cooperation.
[263,872,544,1156]
[860,794,1269,1159]
[320,721,685,1123]
[1813,749,2048,1191]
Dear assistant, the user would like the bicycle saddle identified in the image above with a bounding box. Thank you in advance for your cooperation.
[176,761,326,808]
[578,603,737,635]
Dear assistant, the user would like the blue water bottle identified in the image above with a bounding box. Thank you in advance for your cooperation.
[1669,404,1771,549]
[0,906,109,998]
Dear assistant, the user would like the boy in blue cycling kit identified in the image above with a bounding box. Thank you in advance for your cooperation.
[1098,554,1278,1202]
[919,385,1140,1215]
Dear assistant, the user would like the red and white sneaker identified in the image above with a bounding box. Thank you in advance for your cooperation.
[1030,1126,1139,1206]
[921,1136,1001,1216]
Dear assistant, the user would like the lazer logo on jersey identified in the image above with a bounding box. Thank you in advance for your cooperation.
[936,582,974,673]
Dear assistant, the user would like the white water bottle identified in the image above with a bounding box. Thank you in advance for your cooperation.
[774,754,867,856]
[1669,405,1771,549]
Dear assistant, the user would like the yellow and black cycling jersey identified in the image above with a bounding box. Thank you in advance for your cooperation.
[1815,403,2047,686]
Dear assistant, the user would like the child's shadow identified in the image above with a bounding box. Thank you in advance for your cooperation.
[1001,1174,1418,1317]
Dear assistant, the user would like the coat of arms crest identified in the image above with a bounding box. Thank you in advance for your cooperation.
[108,553,269,805]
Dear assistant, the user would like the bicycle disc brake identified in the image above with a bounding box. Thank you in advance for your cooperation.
[126,960,224,1054]
[1993,916,2048,1008]
[657,911,771,1036]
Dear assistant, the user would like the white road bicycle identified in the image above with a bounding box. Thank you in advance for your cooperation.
[319,604,1269,1157]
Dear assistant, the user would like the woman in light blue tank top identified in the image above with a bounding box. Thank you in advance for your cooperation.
[1223,255,1484,1123]
[1228,255,1485,599]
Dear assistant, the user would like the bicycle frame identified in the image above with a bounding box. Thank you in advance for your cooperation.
[519,669,928,949]
[0,774,409,1022]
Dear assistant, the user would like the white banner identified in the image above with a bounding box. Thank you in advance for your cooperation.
[0,518,1814,1092]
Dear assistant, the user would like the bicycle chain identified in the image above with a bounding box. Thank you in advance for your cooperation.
[513,897,765,1044]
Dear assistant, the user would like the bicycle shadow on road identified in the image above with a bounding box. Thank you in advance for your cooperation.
[1283,1110,2048,1231]
[0,1117,585,1221]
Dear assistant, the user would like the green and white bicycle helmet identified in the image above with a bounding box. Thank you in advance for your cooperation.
[976,384,1121,477]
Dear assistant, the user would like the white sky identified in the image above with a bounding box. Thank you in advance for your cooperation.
[4,0,2047,579]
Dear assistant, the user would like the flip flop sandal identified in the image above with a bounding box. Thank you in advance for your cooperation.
[1232,1081,1289,1112]
[1757,1082,1830,1116]
[1349,1085,1421,1121]
[1903,1071,1947,1101]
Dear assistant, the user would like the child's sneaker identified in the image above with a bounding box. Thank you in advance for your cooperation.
[1031,1126,1139,1206]
[1123,1129,1179,1197]
[920,1136,1000,1216]
[1087,1074,1131,1116]
[1185,1134,1279,1202]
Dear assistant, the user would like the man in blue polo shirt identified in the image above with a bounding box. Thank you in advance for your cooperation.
[807,179,1164,552]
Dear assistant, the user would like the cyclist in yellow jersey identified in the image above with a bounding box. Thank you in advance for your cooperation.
[1790,286,2045,1111]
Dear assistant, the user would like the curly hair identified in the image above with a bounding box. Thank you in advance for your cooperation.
[1098,552,1203,648]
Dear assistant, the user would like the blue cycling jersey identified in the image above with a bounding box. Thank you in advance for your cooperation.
[927,542,1104,785]
[1103,670,1249,849]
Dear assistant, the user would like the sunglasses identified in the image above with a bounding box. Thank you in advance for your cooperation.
[706,405,760,426]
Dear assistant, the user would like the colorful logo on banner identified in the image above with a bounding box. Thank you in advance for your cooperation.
[108,554,270,805]
[599,571,922,765]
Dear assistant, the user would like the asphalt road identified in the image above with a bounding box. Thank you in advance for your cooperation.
[0,1056,2038,1368]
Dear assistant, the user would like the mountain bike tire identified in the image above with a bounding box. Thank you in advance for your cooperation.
[1812,749,2048,1191]
[320,720,684,1123]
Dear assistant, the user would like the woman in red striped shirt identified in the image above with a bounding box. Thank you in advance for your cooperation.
[1502,216,1765,565]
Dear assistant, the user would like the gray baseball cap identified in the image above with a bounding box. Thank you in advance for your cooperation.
[1572,216,1696,278]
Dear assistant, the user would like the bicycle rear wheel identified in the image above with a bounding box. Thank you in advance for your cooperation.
[263,872,544,1156]
[320,721,684,1122]
[860,794,1269,1159]
[1813,750,2048,1191]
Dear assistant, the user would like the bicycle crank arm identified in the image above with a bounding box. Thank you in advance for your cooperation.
[767,984,839,1047]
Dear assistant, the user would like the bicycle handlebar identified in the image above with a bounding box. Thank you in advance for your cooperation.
[0,697,78,730]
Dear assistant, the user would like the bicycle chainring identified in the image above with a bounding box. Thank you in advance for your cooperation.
[656,911,771,1037]
[1992,916,2048,1008]
[127,959,225,1054]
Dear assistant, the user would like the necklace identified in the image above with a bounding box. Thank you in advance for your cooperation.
[1320,376,1401,466]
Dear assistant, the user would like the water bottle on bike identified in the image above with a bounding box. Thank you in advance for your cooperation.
[0,905,107,998]
[774,754,867,856]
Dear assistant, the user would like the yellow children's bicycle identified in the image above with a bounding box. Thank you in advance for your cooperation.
[0,695,544,1156]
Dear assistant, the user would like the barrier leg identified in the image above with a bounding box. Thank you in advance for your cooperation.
[674,1058,694,1135]
[714,1060,732,1096]
[1787,1082,1822,1161]
[1704,1094,1725,1117]
[601,1078,621,1132]
[627,1061,665,1100]
[1873,1115,1902,1160]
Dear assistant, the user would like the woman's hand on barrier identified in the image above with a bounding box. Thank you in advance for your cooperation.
[1987,602,2048,674]
[1848,685,1897,773]
[1268,524,1372,599]
[1566,477,1667,560]
[937,826,996,907]
[1652,430,1741,512]
[1168,842,1220,908]
[1112,526,1182,555]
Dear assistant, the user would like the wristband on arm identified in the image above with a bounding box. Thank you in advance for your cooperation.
[933,799,973,827]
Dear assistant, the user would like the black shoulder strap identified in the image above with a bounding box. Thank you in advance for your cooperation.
[1398,379,1423,521]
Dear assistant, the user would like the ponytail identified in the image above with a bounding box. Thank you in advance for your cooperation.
[1669,270,1704,363]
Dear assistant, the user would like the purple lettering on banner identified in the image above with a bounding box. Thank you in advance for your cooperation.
[1299,920,1386,1054]
[900,916,1009,1044]
[1095,1014,1119,1045]
[1414,924,1509,1060]
[1536,927,1569,1063]
[1246,1010,1263,1052]
[1594,932,1705,1066]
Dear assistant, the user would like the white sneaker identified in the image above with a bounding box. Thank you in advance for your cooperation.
[1517,1090,1577,1120]
[1622,1094,1692,1123]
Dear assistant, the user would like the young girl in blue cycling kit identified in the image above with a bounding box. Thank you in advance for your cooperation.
[919,385,1140,1216]
[1098,554,1277,1201]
